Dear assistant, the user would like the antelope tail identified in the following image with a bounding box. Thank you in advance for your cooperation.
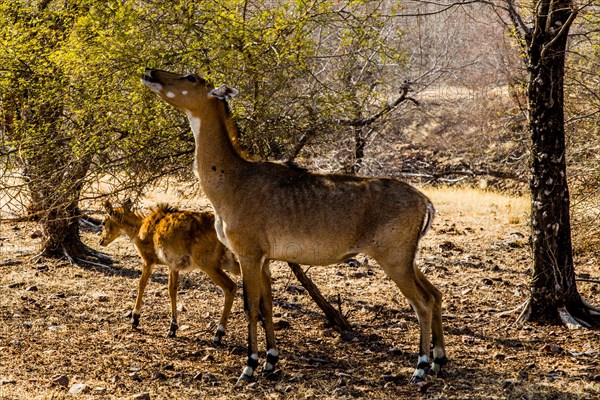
[420,201,435,238]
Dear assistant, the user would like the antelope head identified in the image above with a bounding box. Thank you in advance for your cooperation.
[99,199,135,247]
[141,69,238,115]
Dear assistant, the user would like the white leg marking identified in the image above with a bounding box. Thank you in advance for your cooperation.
[433,347,444,360]
[431,347,446,374]
[412,368,426,380]
[263,349,279,371]
[412,354,429,380]
[213,324,226,342]
[242,353,259,376]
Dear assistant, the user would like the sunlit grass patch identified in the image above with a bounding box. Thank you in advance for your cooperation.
[421,185,530,225]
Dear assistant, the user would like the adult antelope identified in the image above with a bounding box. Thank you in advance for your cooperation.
[142,69,446,383]
[99,200,240,343]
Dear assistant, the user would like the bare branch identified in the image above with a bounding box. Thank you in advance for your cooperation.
[0,146,17,156]
[287,262,352,332]
[540,8,579,59]
[337,83,418,127]
[531,0,550,49]
[505,0,532,47]
[396,0,490,17]
[576,278,600,284]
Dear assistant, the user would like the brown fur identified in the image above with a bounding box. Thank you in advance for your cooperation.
[99,200,239,342]
[142,69,446,382]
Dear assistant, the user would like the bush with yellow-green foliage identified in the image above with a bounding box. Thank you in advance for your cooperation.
[0,0,408,261]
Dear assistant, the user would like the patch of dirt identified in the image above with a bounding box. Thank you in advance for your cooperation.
[1,187,599,400]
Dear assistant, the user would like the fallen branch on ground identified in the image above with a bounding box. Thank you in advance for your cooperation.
[287,262,352,332]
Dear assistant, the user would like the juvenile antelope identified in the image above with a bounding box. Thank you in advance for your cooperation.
[99,200,240,343]
[142,69,446,383]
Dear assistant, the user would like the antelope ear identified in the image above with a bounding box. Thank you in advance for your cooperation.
[210,85,239,100]
[104,200,114,215]
[123,198,133,211]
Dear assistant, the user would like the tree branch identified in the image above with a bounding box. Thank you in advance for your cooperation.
[540,8,579,59]
[505,0,532,47]
[576,278,600,284]
[287,262,352,332]
[0,146,17,156]
[396,0,487,17]
[337,83,418,127]
[531,0,550,51]
[399,166,527,183]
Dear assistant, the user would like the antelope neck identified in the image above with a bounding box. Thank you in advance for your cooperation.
[123,218,143,241]
[187,100,247,199]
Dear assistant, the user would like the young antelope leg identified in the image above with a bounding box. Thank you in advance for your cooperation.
[202,266,238,344]
[132,263,153,329]
[167,269,180,338]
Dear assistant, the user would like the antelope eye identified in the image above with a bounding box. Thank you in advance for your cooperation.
[186,75,197,83]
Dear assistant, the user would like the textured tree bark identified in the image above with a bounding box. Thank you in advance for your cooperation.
[41,202,85,258]
[26,150,107,265]
[519,0,599,327]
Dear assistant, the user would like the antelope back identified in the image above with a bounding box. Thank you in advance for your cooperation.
[135,204,229,273]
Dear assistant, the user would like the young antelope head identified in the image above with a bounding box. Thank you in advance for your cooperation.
[141,69,238,114]
[99,199,135,247]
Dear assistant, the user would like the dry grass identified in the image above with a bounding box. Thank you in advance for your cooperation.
[422,186,530,225]
[1,186,599,400]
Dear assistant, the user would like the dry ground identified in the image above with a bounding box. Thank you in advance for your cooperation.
[1,186,599,400]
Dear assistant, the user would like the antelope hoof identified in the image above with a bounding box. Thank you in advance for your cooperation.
[430,356,448,376]
[131,314,140,329]
[410,363,429,384]
[236,372,254,384]
[167,323,178,338]
[237,358,258,384]
[213,325,225,345]
[262,349,279,377]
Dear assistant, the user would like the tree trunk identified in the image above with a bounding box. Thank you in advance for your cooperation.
[26,151,108,265]
[41,201,85,258]
[344,75,365,175]
[350,126,366,175]
[520,0,599,327]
